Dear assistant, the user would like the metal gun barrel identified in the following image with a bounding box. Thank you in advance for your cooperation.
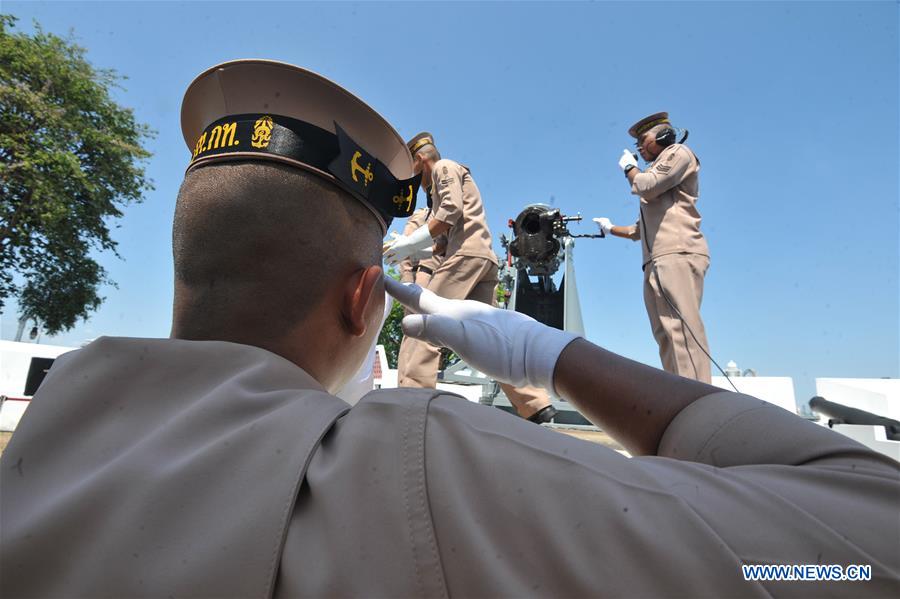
[809,396,900,440]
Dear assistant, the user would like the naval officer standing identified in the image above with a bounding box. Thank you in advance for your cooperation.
[2,62,897,599]
[395,205,444,372]
[384,133,556,422]
[595,112,712,382]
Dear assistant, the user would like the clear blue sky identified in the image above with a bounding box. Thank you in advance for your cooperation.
[2,1,898,404]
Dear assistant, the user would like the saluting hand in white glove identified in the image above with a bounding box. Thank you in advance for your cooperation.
[383,225,433,265]
[592,217,614,237]
[618,149,638,171]
[384,276,581,393]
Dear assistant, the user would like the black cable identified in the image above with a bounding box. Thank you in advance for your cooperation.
[639,205,739,392]
[652,266,739,393]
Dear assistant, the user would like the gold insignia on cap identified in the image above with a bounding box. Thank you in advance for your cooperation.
[408,136,434,155]
[181,60,422,233]
[251,116,274,149]
[628,112,671,139]
[392,184,414,212]
[635,117,670,137]
[192,121,240,159]
[350,150,374,186]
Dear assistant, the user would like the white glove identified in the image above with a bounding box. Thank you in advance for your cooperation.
[384,276,581,393]
[383,225,433,265]
[592,217,614,236]
[384,232,433,261]
[410,246,434,261]
[618,149,638,171]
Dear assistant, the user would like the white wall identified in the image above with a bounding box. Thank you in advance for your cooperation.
[0,398,29,432]
[827,424,900,461]
[0,340,77,398]
[373,345,397,389]
[0,341,79,432]
[712,376,797,413]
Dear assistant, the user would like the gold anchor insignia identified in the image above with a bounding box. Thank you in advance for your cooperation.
[251,116,274,149]
[392,184,414,212]
[350,151,374,186]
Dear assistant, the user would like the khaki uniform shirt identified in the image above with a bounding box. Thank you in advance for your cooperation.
[2,337,898,598]
[429,158,499,265]
[628,143,710,267]
[398,207,442,283]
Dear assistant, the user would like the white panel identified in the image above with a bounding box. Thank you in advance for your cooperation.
[562,237,585,336]
[0,341,78,398]
[711,376,797,413]
[0,398,29,432]
[828,424,900,462]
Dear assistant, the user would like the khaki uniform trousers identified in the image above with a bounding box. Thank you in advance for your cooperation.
[397,254,550,417]
[643,252,712,383]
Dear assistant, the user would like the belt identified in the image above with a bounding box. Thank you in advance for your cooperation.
[412,265,434,275]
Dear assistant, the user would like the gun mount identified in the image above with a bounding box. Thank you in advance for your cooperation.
[498,204,600,334]
[444,203,600,423]
[505,205,601,277]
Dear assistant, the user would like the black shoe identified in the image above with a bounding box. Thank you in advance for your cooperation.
[526,405,557,424]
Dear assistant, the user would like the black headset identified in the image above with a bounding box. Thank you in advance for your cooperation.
[655,126,677,148]
[654,126,690,148]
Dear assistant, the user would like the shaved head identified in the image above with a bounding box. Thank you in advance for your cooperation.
[172,162,381,344]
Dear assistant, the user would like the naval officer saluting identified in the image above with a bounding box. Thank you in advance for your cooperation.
[596,112,712,383]
[2,61,898,599]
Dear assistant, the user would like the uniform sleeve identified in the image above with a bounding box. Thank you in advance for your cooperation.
[423,394,900,597]
[626,219,640,241]
[631,145,694,200]
[430,161,464,226]
[658,391,898,469]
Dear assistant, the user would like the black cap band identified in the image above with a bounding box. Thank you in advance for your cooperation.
[188,114,419,228]
[634,117,671,137]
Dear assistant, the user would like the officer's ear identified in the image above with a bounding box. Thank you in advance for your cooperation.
[341,265,383,337]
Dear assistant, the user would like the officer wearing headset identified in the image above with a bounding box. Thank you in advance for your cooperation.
[594,112,712,383]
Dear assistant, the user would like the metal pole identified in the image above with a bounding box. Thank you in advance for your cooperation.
[14,318,27,342]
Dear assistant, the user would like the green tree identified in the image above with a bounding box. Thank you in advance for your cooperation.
[0,15,153,335]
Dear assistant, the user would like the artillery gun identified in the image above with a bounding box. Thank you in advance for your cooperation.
[499,204,602,334]
[443,204,601,424]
